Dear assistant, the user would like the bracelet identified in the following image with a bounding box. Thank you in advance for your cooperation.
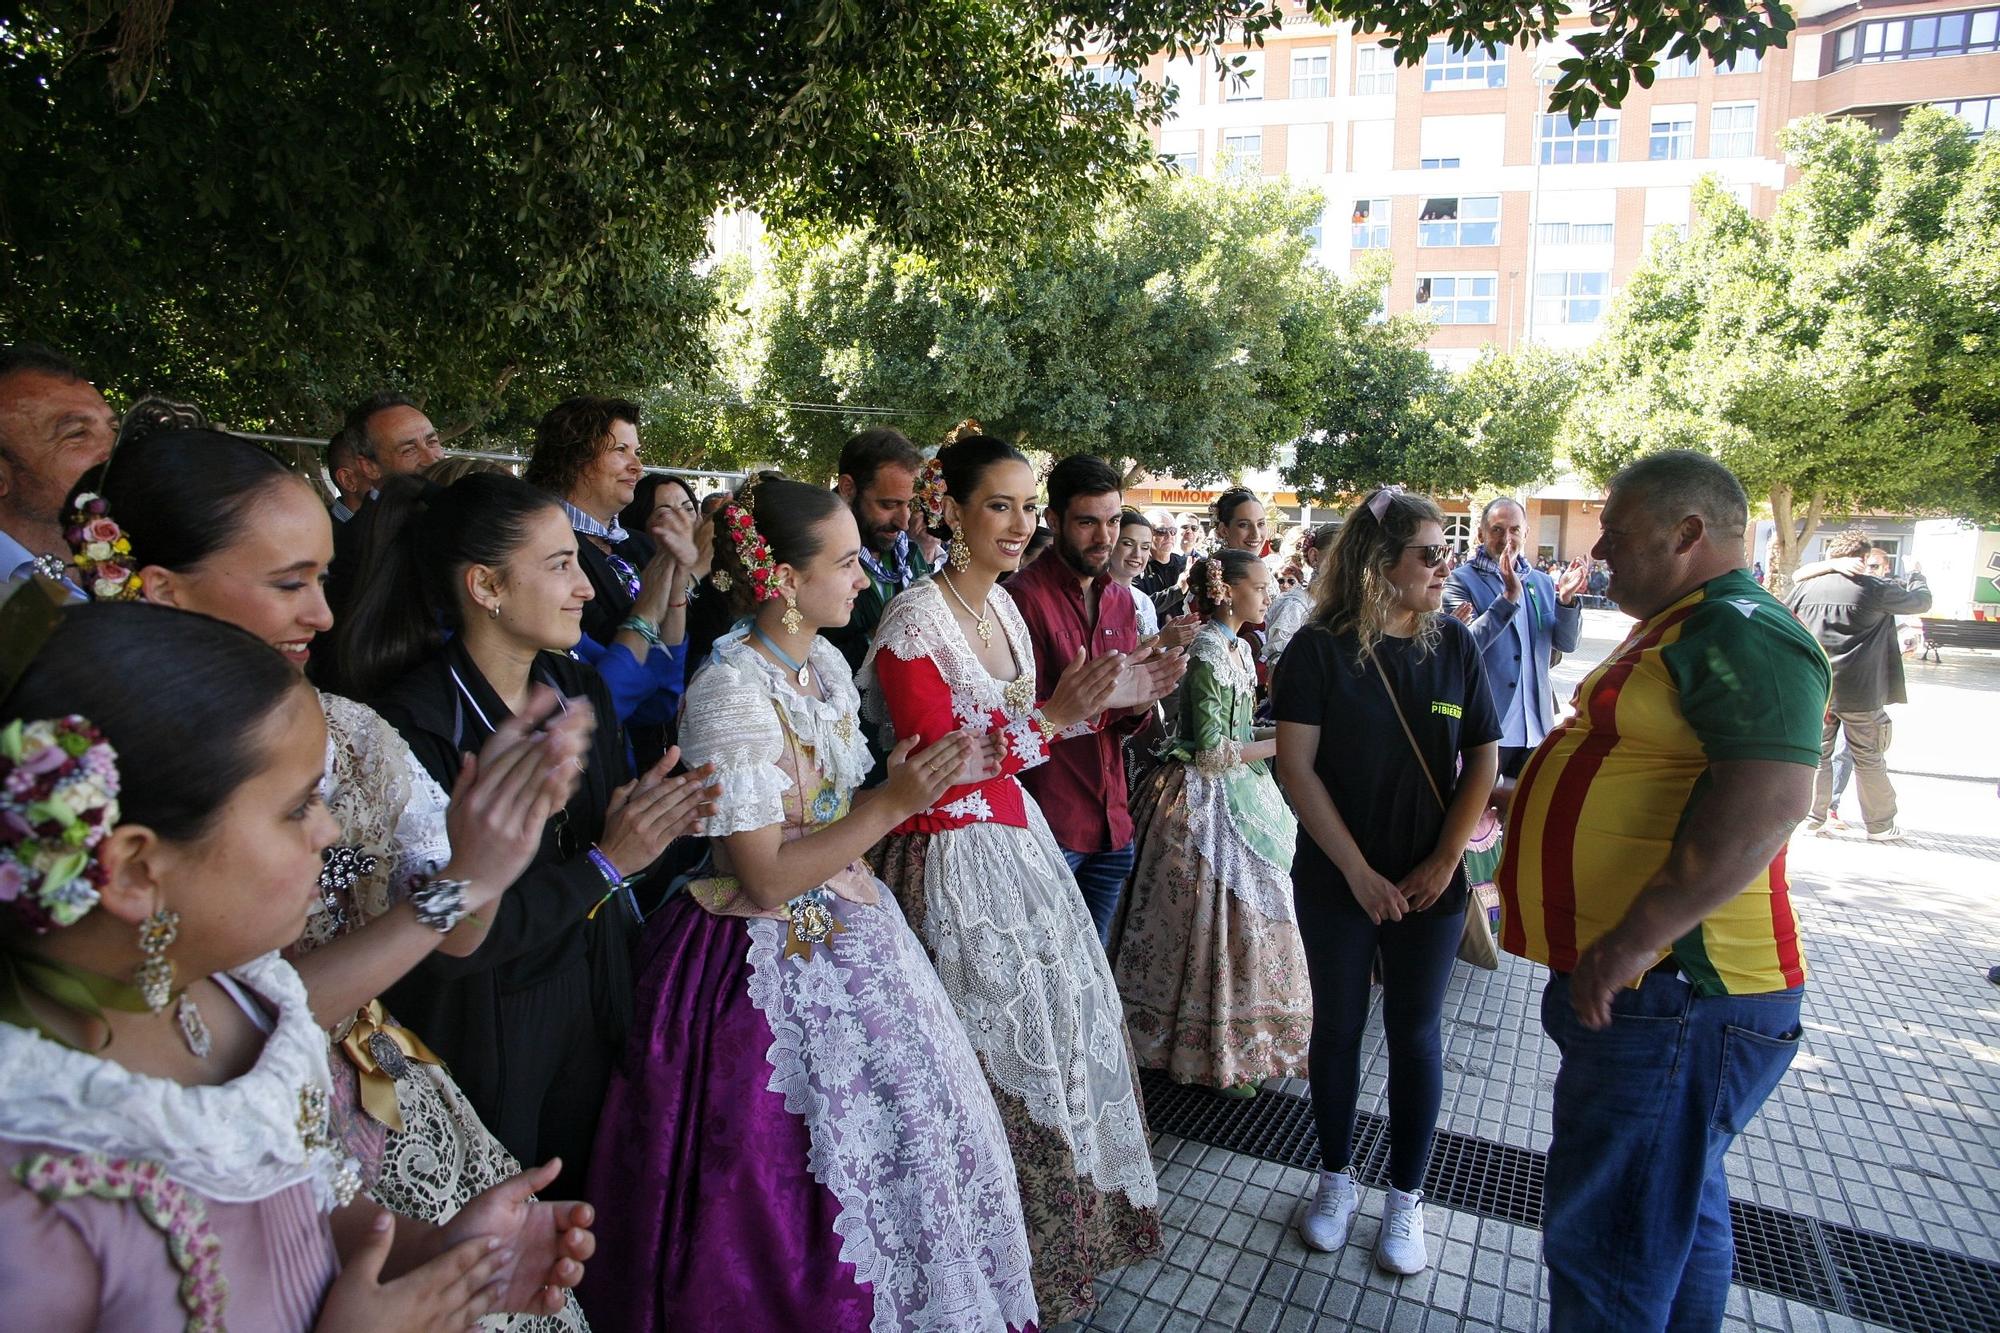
[586,845,629,891]
[619,615,663,648]
[1031,708,1061,741]
[667,599,688,609]
[406,874,471,933]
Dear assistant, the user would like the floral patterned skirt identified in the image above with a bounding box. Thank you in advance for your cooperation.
[873,830,1162,1326]
[1115,762,1313,1090]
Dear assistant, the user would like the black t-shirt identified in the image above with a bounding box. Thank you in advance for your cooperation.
[1270,617,1501,917]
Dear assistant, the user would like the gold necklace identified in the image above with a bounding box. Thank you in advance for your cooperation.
[939,572,994,644]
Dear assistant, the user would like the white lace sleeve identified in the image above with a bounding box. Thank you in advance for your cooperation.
[679,658,791,837]
[1264,590,1309,663]
[391,746,452,886]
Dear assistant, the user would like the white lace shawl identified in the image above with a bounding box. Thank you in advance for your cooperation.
[860,579,1069,779]
[1262,586,1312,664]
[0,953,359,1209]
[742,889,1038,1331]
[303,692,452,950]
[681,628,873,837]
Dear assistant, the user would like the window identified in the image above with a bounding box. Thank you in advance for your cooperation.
[1444,513,1475,552]
[1658,51,1699,78]
[1418,195,1500,246]
[1160,130,1200,174]
[1711,103,1756,157]
[1350,198,1390,249]
[1303,217,1325,252]
[1291,51,1330,99]
[1416,274,1497,324]
[1830,9,2000,69]
[1423,43,1507,91]
[1719,47,1763,73]
[1220,131,1263,178]
[1356,44,1397,96]
[1420,156,1462,169]
[1534,271,1609,325]
[1650,109,1694,160]
[1084,64,1140,93]
[1536,220,1615,245]
[1223,51,1265,101]
[1937,96,2000,135]
[1539,113,1619,164]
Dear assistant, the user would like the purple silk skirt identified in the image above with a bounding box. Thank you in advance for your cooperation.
[580,892,873,1333]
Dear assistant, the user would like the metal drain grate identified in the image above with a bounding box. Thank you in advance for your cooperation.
[1140,1070,2000,1332]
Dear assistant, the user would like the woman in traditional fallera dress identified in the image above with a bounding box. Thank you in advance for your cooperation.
[1116,550,1313,1094]
[70,411,605,1331]
[584,476,1037,1333]
[0,602,593,1331]
[862,436,1165,1325]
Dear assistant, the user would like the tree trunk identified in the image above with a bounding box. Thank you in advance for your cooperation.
[1764,483,1825,598]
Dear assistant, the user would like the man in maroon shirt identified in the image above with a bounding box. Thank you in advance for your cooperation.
[1009,454,1180,945]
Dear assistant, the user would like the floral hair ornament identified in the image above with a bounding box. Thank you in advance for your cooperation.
[1365,484,1406,524]
[719,486,780,603]
[1202,557,1232,611]
[0,715,122,934]
[64,493,143,602]
[914,455,949,529]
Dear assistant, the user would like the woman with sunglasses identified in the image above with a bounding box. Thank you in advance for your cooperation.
[1269,488,1500,1279]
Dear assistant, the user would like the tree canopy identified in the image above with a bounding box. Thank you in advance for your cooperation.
[1567,109,2000,585]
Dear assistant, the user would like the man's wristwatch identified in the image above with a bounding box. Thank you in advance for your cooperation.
[406,874,471,933]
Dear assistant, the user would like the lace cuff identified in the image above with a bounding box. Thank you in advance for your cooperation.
[392,749,452,890]
[704,755,792,838]
[1192,739,1244,774]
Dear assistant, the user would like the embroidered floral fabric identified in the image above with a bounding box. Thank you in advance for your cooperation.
[860,581,1048,770]
[1261,586,1312,664]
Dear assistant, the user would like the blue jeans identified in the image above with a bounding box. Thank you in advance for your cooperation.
[1295,898,1465,1189]
[1062,843,1136,948]
[1542,970,1803,1333]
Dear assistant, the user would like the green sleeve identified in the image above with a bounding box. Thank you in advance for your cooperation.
[1664,603,1829,765]
[1184,657,1236,759]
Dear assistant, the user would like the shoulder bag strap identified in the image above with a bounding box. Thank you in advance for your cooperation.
[1366,647,1446,811]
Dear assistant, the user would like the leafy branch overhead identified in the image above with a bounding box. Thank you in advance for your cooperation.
[1308,0,1797,120]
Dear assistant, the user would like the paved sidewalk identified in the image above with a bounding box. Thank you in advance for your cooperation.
[1057,615,2000,1332]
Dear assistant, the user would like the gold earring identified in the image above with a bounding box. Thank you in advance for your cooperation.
[949,534,971,571]
[781,589,803,637]
[136,907,181,1014]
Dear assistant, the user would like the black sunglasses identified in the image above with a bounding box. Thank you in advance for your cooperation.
[1402,543,1450,569]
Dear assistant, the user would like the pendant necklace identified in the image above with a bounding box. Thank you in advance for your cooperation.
[754,625,814,689]
[940,572,995,644]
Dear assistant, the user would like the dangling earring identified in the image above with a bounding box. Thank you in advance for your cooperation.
[135,907,181,1014]
[949,534,971,571]
[488,602,501,620]
[781,589,803,637]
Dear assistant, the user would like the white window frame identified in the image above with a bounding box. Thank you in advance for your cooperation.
[1220,130,1264,179]
[1719,47,1763,74]
[1416,273,1499,324]
[1417,195,1500,247]
[1649,110,1695,160]
[1355,44,1397,96]
[1711,102,1757,158]
[1350,197,1391,249]
[1658,50,1699,78]
[1538,112,1620,165]
[1223,51,1265,102]
[1533,271,1610,325]
[1420,156,1462,169]
[1159,129,1200,175]
[1291,49,1331,99]
[1423,43,1508,92]
[1536,220,1615,246]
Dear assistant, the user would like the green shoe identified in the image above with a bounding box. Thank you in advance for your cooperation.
[1219,1082,1259,1099]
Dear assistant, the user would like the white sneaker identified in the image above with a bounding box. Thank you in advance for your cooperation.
[1298,1169,1357,1252]
[1374,1187,1430,1275]
[1867,825,1908,842]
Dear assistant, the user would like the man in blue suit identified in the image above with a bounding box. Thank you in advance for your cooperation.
[1443,497,1590,777]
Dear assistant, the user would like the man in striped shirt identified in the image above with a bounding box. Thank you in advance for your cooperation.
[1499,451,1829,1331]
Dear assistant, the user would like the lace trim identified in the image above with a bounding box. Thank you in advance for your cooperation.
[915,806,1159,1207]
[742,890,1038,1332]
[1192,738,1245,774]
[1180,769,1297,921]
[861,582,1044,763]
[0,954,359,1210]
[303,692,429,949]
[1190,620,1257,694]
[1262,588,1311,663]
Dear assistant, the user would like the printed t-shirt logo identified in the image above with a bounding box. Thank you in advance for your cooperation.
[1431,700,1463,719]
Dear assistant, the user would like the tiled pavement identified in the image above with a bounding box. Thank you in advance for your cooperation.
[1055,620,2000,1332]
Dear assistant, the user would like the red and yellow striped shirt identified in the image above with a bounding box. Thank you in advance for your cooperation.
[1499,570,1830,996]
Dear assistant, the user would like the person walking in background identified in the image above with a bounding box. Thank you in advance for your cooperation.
[1443,497,1588,778]
[1786,531,1933,842]
[1117,549,1312,1096]
[1502,450,1828,1331]
[1274,487,1500,1277]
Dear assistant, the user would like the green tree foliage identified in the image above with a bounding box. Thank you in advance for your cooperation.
[751,173,1341,483]
[0,0,1292,429]
[1569,110,2000,587]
